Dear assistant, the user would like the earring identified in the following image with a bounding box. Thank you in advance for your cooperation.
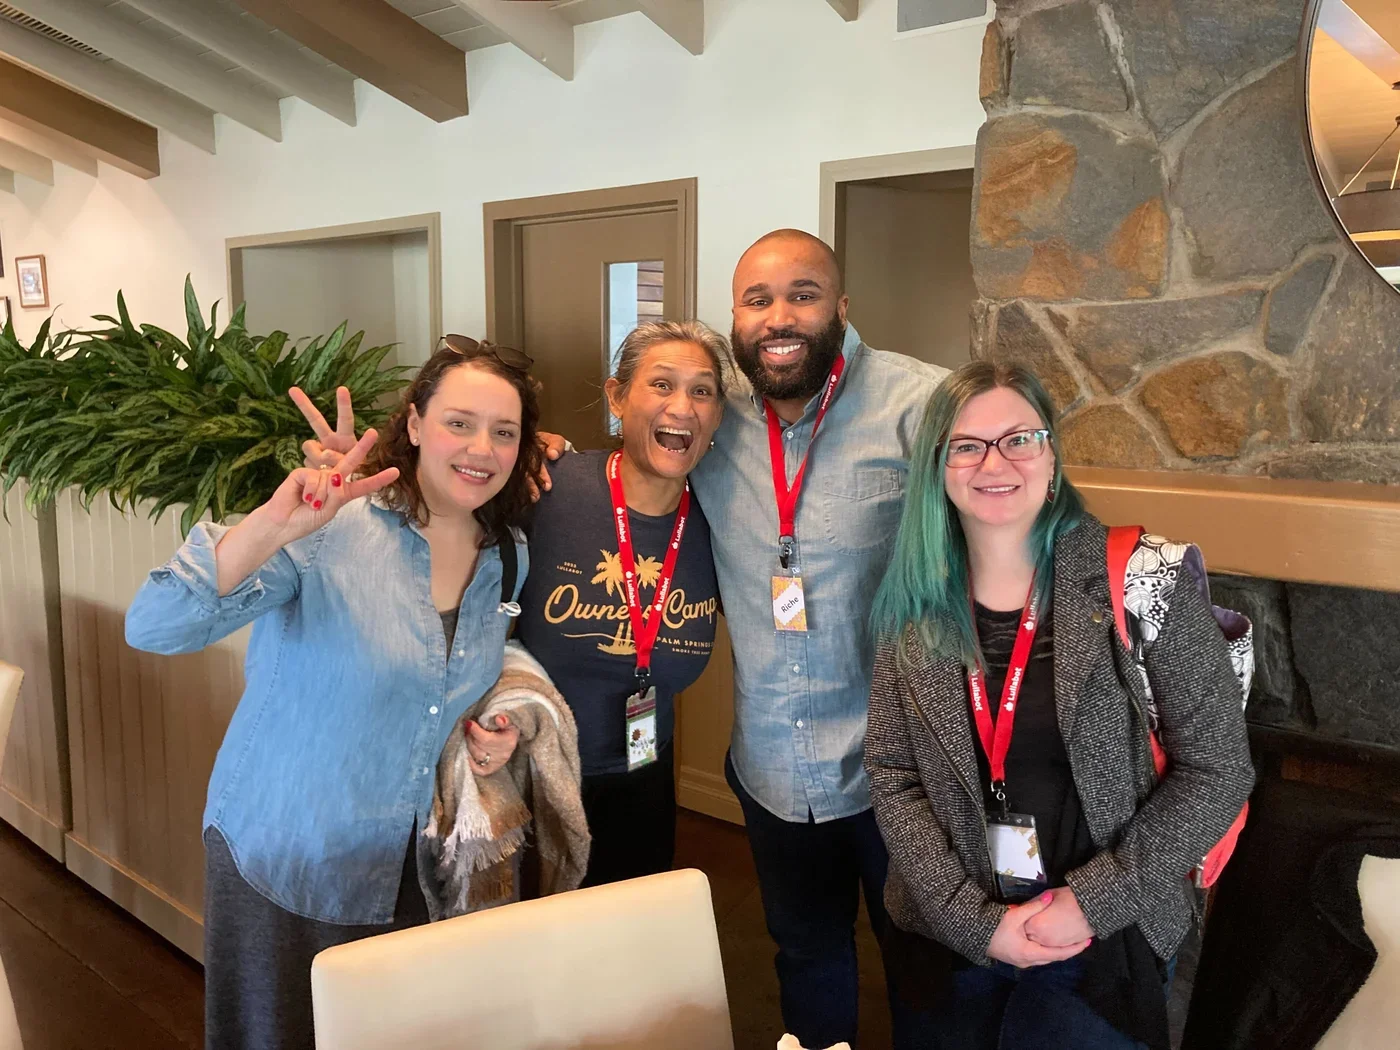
[1046,481,1056,503]
[709,440,716,450]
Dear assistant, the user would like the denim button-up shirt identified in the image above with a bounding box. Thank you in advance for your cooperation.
[125,499,526,924]
[690,325,946,823]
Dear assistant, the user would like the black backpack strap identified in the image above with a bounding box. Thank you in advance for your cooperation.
[497,532,520,616]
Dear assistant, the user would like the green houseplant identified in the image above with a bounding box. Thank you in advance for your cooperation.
[0,277,412,535]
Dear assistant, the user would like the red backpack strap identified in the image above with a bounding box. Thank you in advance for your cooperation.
[1106,525,1146,650]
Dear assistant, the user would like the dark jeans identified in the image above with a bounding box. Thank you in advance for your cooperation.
[726,753,912,1049]
[579,742,676,887]
[911,957,1149,1050]
[882,921,1153,1050]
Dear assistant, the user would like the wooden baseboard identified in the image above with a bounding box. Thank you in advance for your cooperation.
[64,834,203,962]
[0,788,66,862]
[678,766,744,826]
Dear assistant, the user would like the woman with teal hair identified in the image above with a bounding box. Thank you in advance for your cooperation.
[865,361,1253,1050]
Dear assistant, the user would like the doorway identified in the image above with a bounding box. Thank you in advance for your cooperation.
[484,180,697,452]
[227,213,443,371]
[821,147,978,370]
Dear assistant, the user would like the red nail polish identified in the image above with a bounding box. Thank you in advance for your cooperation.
[312,500,322,510]
[331,474,342,487]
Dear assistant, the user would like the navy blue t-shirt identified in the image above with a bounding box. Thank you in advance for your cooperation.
[515,451,719,776]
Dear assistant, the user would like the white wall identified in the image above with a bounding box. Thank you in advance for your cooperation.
[391,234,431,368]
[0,0,987,348]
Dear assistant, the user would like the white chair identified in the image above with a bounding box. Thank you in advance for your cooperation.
[0,660,24,1050]
[1316,854,1400,1050]
[311,868,733,1050]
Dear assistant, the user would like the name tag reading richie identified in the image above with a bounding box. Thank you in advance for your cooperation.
[772,576,808,632]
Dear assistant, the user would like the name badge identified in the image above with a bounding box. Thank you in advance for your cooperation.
[987,811,1048,902]
[626,686,658,770]
[772,575,808,632]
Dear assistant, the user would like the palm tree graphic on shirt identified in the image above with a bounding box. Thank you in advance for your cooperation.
[591,550,663,594]
[590,549,664,654]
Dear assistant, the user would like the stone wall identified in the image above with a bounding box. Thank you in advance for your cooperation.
[972,0,1400,483]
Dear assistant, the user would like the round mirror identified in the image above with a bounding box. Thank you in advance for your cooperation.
[1307,0,1400,292]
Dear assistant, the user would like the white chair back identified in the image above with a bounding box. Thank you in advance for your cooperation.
[1316,854,1400,1050]
[311,867,733,1050]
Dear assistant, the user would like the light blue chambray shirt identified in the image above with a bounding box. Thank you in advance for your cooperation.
[125,499,526,924]
[691,324,947,823]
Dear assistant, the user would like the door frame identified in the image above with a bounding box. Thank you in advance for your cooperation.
[225,212,444,348]
[483,178,698,349]
[819,144,977,269]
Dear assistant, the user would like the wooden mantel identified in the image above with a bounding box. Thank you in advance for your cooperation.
[1069,467,1400,592]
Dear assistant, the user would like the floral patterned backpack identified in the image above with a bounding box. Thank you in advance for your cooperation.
[1106,526,1253,888]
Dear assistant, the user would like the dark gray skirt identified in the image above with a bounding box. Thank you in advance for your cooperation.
[202,827,429,1050]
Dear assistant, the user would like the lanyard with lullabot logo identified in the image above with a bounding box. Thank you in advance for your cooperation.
[605,450,690,687]
[965,579,1041,815]
[763,355,845,633]
[763,353,845,572]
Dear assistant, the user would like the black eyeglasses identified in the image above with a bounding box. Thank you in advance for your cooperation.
[441,333,533,371]
[943,429,1051,468]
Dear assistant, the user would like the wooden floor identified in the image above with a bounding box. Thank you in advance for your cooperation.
[0,811,890,1050]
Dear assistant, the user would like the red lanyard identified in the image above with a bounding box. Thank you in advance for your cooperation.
[764,354,846,567]
[966,581,1041,806]
[606,451,690,684]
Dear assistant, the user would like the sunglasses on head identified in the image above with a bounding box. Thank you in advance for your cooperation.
[440,334,533,371]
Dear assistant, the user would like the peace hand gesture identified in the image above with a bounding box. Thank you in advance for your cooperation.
[259,428,398,547]
[214,427,399,597]
[289,385,356,471]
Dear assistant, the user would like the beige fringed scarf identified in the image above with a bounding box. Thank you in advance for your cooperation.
[425,641,590,917]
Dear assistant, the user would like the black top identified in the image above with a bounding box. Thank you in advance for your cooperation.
[970,601,1166,1047]
[970,601,1095,893]
[514,451,719,776]
[440,608,460,652]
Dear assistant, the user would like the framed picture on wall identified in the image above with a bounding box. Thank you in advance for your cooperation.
[15,255,48,309]
[0,296,9,326]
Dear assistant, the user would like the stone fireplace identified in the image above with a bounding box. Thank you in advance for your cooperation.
[970,0,1400,762]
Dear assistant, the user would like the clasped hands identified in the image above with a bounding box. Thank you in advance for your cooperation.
[987,885,1096,969]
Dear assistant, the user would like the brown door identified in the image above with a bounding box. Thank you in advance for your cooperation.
[518,210,681,450]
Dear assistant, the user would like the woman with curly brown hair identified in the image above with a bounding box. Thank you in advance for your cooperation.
[306,322,731,888]
[125,340,541,1050]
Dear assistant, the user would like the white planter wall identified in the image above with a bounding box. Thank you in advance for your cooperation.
[55,491,247,960]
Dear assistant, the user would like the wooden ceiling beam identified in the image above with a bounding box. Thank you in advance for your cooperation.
[0,168,14,194]
[0,20,212,155]
[232,0,467,121]
[0,138,54,185]
[448,0,574,81]
[635,0,704,55]
[0,55,161,178]
[0,115,97,176]
[123,0,357,126]
[5,0,282,140]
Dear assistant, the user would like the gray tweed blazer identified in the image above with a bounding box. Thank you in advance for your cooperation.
[865,515,1255,963]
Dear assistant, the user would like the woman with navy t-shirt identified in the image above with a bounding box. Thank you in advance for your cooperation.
[513,320,726,885]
